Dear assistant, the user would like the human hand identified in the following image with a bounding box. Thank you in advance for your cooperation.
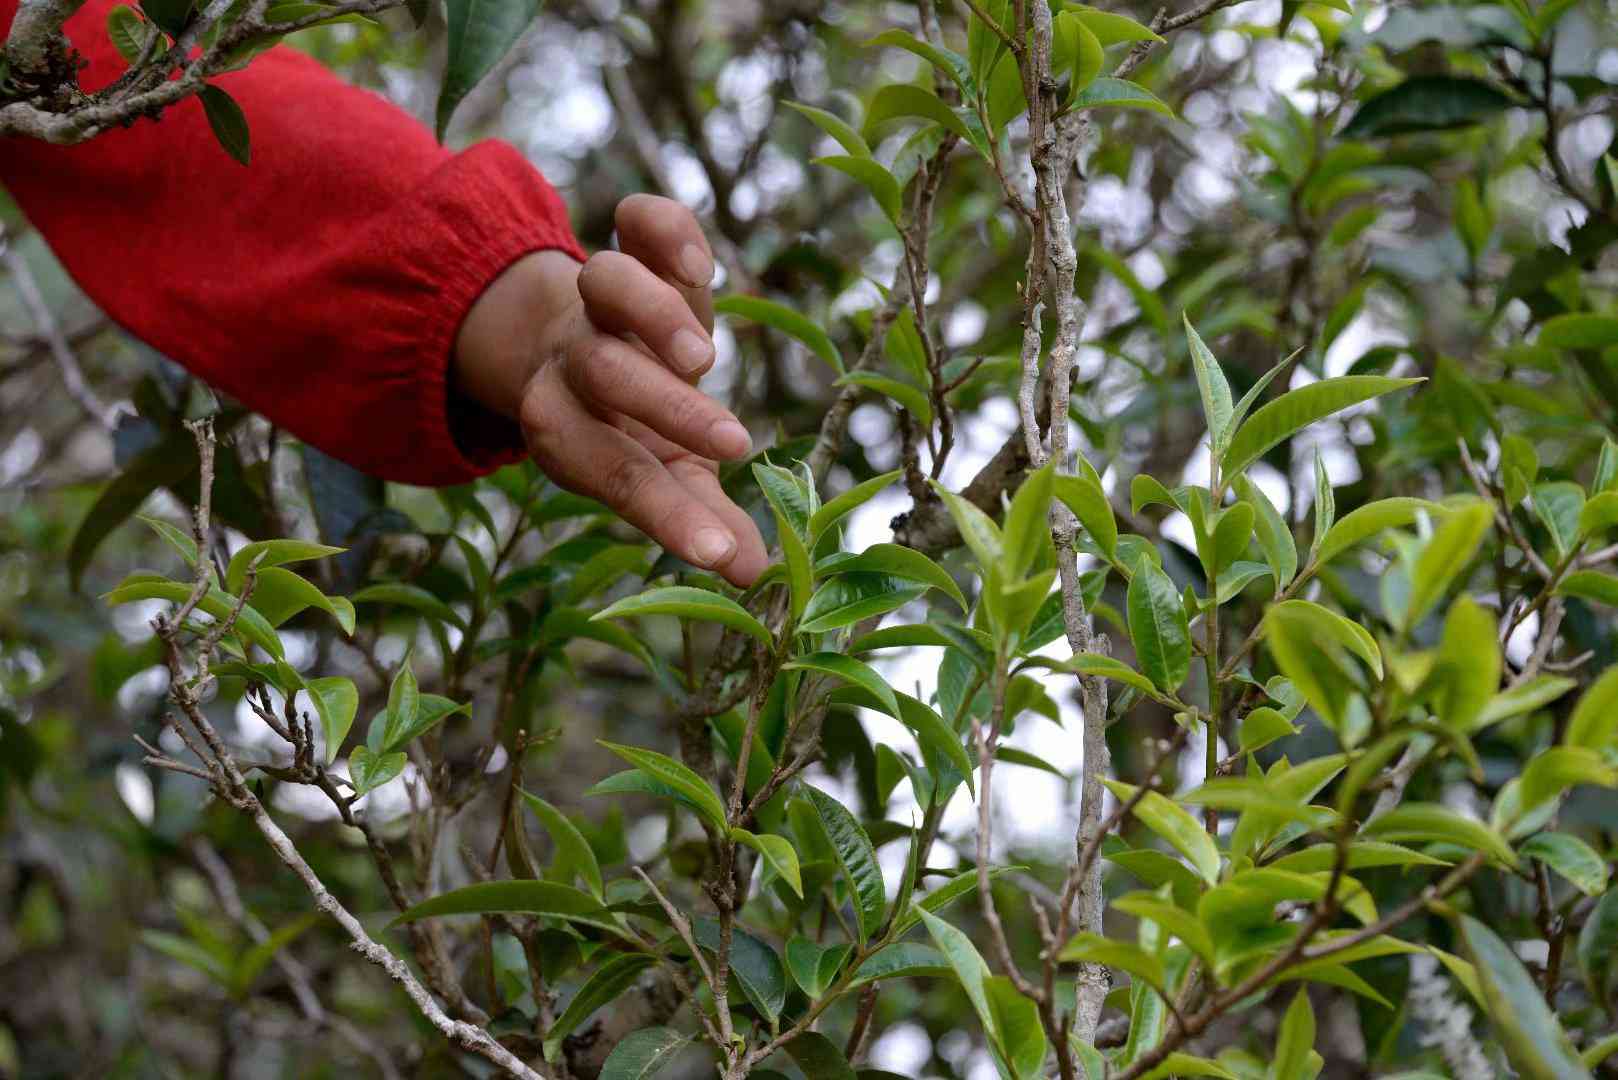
[454,196,768,587]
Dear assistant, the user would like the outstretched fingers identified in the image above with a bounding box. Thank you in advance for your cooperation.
[522,376,758,585]
[563,334,750,461]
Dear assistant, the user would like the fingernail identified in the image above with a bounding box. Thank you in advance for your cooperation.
[678,243,714,288]
[708,418,752,458]
[671,328,715,375]
[692,528,735,568]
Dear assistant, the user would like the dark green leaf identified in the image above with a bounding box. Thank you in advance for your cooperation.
[1458,914,1593,1079]
[198,86,250,165]
[436,0,544,140]
[543,954,657,1061]
[1126,557,1191,692]
[806,785,885,944]
[1341,76,1515,138]
[598,1027,689,1080]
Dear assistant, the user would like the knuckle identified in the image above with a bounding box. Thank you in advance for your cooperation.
[602,453,659,510]
[576,251,626,296]
[568,338,614,392]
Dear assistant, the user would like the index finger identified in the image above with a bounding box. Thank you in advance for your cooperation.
[615,194,715,333]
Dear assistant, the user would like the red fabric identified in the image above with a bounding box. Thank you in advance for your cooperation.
[0,0,585,486]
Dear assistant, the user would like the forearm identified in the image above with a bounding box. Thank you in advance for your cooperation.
[0,0,585,486]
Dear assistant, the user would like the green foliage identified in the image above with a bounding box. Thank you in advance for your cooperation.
[13,0,1618,1073]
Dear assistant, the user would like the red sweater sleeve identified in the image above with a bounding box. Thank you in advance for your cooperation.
[0,1,585,486]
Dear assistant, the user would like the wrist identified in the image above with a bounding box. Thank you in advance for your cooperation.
[453,249,585,420]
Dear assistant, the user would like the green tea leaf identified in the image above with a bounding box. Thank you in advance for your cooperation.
[598,742,728,831]
[542,954,657,1061]
[351,583,466,630]
[518,790,604,900]
[823,544,967,611]
[593,586,770,644]
[1566,666,1618,750]
[731,828,804,897]
[436,0,543,139]
[1103,779,1222,884]
[1341,76,1514,138]
[1458,914,1593,1079]
[809,470,902,545]
[1519,832,1608,896]
[1222,377,1422,480]
[1185,317,1235,451]
[198,86,250,165]
[806,785,886,944]
[785,937,852,998]
[598,1027,688,1080]
[716,295,842,374]
[1127,557,1191,692]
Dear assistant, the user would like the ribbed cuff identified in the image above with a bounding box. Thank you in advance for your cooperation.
[404,140,585,486]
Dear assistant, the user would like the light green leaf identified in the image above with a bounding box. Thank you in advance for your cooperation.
[1519,832,1609,896]
[845,942,952,990]
[784,100,870,157]
[1433,595,1499,732]
[731,828,804,898]
[1404,501,1492,630]
[1185,317,1235,451]
[598,741,728,831]
[715,295,842,374]
[246,567,355,634]
[1459,914,1593,1080]
[837,371,933,423]
[1469,674,1576,732]
[104,573,284,660]
[798,574,926,634]
[518,790,604,900]
[349,746,406,797]
[863,29,976,95]
[1054,474,1118,558]
[390,880,623,937]
[1238,707,1297,753]
[1558,570,1618,607]
[1069,5,1164,44]
[785,937,852,998]
[809,470,902,545]
[918,909,997,1043]
[1315,497,1442,565]
[1002,463,1056,580]
[1068,76,1173,116]
[1103,779,1222,885]
[1222,376,1422,481]
[351,583,466,630]
[864,83,976,145]
[592,586,770,644]
[1271,989,1316,1080]
[813,155,903,222]
[1362,804,1517,868]
[307,676,358,763]
[225,539,345,594]
[1538,313,1618,351]
[1234,476,1296,593]
[1566,665,1618,749]
[1532,481,1585,558]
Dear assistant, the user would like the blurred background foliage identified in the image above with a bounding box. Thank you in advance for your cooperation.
[2,0,1618,1075]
